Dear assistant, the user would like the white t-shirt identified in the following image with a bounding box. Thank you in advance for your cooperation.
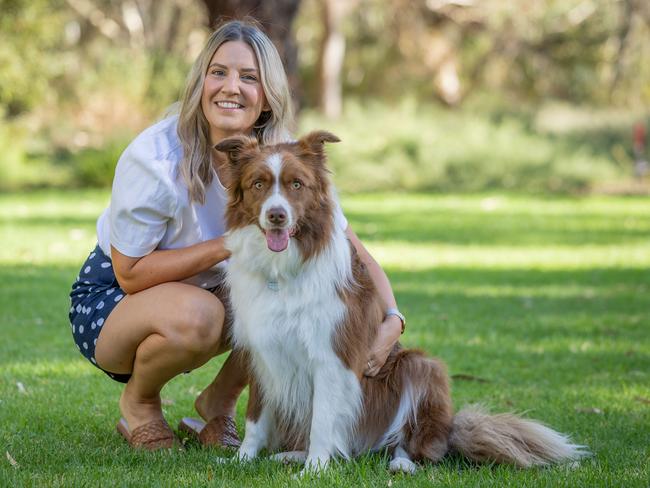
[96,115,347,289]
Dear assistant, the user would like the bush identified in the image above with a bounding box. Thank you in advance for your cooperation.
[69,138,129,188]
[300,99,627,193]
[0,121,69,191]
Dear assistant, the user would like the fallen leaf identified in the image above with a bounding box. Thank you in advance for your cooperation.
[6,451,18,468]
[633,396,650,405]
[451,374,491,383]
[575,407,603,414]
[16,382,26,394]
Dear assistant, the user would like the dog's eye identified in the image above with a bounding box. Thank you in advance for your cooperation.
[292,180,302,190]
[253,181,264,190]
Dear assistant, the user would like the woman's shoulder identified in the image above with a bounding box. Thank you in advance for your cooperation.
[125,115,182,164]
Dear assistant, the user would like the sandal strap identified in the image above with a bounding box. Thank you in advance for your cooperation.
[199,415,241,448]
[130,419,175,449]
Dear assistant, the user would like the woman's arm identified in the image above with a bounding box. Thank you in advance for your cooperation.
[345,226,403,377]
[111,237,230,295]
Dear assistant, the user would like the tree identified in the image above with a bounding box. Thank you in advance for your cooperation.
[317,0,357,119]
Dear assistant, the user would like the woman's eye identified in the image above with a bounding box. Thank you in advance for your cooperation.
[211,69,225,76]
[292,180,302,190]
[254,181,264,190]
[242,75,258,82]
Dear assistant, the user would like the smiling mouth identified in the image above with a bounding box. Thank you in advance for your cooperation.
[216,101,244,109]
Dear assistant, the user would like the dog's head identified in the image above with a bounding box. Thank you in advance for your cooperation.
[216,131,340,255]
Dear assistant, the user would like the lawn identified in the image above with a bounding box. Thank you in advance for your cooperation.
[1,190,649,487]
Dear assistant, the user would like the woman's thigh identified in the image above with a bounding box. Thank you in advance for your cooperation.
[95,282,228,374]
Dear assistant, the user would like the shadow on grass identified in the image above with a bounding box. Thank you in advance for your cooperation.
[1,263,647,375]
[348,210,650,246]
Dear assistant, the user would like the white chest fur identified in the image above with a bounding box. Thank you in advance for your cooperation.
[225,225,355,427]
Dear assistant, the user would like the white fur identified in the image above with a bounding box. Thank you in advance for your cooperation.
[226,220,361,467]
[260,153,294,229]
[372,381,421,452]
[389,446,417,474]
[270,450,307,464]
[238,407,275,461]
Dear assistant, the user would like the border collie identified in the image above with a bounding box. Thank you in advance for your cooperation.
[215,131,586,474]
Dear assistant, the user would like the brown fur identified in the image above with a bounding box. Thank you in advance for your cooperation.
[216,132,336,262]
[216,131,586,469]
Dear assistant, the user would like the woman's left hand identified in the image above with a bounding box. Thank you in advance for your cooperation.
[364,315,403,377]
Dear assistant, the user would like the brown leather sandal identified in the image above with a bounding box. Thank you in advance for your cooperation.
[116,418,178,450]
[178,416,241,448]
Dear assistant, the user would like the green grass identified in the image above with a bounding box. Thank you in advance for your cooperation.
[1,190,649,487]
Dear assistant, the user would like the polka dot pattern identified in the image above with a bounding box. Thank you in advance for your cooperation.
[69,245,131,383]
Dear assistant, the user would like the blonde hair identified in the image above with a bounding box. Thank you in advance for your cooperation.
[178,20,294,203]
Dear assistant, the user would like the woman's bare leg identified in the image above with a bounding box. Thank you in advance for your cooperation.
[95,282,226,432]
[195,350,249,421]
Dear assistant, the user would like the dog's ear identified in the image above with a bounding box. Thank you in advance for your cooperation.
[297,131,340,172]
[214,135,259,165]
[299,131,341,154]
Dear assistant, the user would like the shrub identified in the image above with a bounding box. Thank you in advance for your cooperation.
[300,100,627,193]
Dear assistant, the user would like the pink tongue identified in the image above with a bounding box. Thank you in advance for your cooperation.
[266,228,290,252]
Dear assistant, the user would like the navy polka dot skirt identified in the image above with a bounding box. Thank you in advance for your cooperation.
[69,245,131,383]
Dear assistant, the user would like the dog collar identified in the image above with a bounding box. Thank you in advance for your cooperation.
[267,280,279,291]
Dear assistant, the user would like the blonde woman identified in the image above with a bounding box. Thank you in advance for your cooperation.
[68,20,405,450]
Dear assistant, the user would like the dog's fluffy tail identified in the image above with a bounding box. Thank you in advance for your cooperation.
[449,405,588,467]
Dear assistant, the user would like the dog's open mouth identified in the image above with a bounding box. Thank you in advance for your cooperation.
[264,227,296,252]
[265,228,289,252]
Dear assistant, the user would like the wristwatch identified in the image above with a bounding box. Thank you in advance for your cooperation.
[385,307,406,333]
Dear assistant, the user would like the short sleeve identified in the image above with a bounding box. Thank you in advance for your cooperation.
[109,144,177,258]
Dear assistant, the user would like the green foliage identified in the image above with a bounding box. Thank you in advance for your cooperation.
[68,138,130,187]
[1,191,649,486]
[0,120,70,190]
[300,100,629,193]
[0,0,66,116]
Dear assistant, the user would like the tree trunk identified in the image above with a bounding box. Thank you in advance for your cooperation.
[317,0,351,119]
[200,0,302,110]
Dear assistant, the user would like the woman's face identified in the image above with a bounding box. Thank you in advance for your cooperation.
[201,41,269,144]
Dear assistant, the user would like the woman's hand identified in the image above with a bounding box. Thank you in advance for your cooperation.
[364,314,403,377]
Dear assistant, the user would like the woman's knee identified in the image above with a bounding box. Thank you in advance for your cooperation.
[172,293,225,355]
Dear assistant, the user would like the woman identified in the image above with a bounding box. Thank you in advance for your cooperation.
[68,20,405,450]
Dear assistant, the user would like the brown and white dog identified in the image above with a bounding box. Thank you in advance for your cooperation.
[216,131,586,474]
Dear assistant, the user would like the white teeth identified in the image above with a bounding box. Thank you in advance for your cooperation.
[217,101,242,109]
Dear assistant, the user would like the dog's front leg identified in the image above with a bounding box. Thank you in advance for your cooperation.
[303,362,362,473]
[238,380,273,461]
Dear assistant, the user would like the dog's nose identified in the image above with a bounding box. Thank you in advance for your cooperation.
[267,207,287,225]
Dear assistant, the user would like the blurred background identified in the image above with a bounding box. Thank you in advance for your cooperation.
[1,0,649,194]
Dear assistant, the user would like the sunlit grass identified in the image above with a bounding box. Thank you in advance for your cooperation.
[1,190,648,487]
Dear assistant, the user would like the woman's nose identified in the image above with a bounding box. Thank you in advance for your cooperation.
[222,73,241,95]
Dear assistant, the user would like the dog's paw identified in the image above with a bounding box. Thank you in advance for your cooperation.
[236,448,258,462]
[298,455,330,477]
[270,450,307,464]
[389,456,417,474]
[213,456,233,465]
